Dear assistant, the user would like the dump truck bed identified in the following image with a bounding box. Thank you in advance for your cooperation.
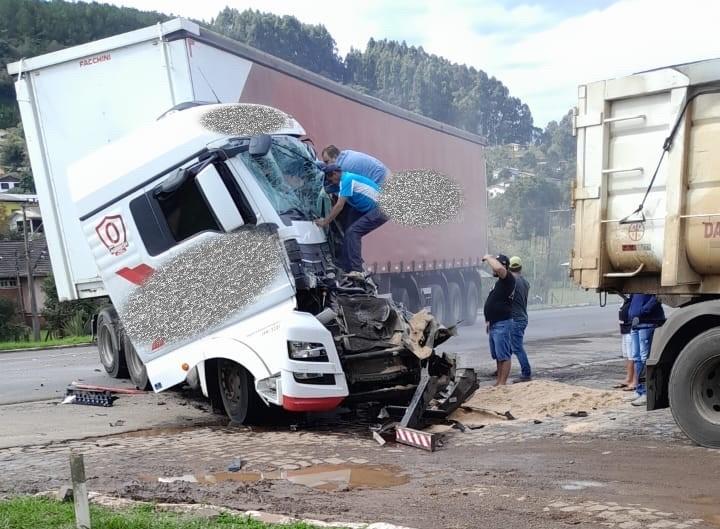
[572,58,720,297]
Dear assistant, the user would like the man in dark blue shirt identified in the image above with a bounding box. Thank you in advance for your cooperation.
[509,256,532,382]
[628,294,665,407]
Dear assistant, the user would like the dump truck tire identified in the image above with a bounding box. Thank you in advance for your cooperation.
[669,327,720,448]
[97,308,127,378]
[430,284,446,325]
[446,282,462,327]
[123,333,150,390]
[462,281,479,327]
[217,360,264,424]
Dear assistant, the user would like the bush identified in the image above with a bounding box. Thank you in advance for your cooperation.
[41,275,101,338]
[0,298,30,341]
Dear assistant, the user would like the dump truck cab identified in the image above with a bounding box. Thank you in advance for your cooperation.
[68,103,350,420]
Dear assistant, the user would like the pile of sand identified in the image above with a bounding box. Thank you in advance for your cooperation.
[449,379,624,427]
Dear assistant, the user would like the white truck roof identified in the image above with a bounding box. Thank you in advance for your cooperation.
[69,104,305,220]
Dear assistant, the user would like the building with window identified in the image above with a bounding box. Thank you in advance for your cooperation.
[0,194,41,235]
[0,238,51,324]
[0,174,20,192]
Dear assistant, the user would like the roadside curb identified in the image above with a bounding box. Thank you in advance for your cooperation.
[0,342,94,354]
[35,491,419,529]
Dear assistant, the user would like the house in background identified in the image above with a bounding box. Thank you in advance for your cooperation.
[0,237,50,325]
[0,174,20,192]
[0,193,41,234]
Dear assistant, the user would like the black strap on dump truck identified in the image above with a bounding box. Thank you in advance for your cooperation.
[621,86,720,224]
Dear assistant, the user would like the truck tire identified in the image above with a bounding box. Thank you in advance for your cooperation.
[462,281,479,327]
[97,308,127,378]
[392,287,412,311]
[668,328,720,448]
[217,360,265,424]
[445,282,462,327]
[123,333,150,390]
[430,284,446,325]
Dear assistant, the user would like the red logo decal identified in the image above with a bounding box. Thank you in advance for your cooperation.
[151,338,165,351]
[96,215,128,256]
[627,222,645,242]
[703,222,720,239]
[116,264,155,286]
[79,54,111,67]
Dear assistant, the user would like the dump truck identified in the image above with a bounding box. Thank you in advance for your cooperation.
[6,19,483,422]
[571,58,720,448]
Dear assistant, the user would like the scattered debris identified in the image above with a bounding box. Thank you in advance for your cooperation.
[372,432,386,446]
[565,411,589,418]
[64,388,115,407]
[109,420,125,427]
[227,458,243,472]
[504,411,516,421]
[56,485,73,502]
[533,419,543,425]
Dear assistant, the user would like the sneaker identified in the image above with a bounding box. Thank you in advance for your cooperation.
[513,376,532,384]
[631,394,647,407]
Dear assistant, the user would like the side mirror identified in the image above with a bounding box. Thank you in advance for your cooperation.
[249,134,272,157]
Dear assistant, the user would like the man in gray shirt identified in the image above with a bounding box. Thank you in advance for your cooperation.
[509,256,532,382]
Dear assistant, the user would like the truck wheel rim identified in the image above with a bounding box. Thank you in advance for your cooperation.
[98,327,114,367]
[219,362,244,412]
[693,355,720,425]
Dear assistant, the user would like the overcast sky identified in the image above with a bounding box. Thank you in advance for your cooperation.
[105,0,720,127]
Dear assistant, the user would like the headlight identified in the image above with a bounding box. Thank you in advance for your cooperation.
[287,341,328,361]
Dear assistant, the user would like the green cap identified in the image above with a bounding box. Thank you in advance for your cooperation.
[509,256,522,269]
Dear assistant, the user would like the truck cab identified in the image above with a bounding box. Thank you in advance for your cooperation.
[70,103,351,421]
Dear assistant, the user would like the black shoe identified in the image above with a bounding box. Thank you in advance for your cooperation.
[513,376,532,384]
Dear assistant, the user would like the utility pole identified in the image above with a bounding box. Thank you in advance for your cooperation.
[22,201,41,341]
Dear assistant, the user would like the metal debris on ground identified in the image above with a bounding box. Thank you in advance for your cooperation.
[227,459,243,472]
[63,388,115,407]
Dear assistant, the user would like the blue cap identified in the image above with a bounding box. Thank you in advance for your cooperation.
[316,161,341,174]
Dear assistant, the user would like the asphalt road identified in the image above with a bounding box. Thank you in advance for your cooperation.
[0,304,619,405]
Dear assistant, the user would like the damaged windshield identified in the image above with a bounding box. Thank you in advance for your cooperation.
[238,136,327,222]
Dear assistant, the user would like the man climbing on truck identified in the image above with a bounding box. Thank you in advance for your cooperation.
[314,164,388,273]
[321,145,390,186]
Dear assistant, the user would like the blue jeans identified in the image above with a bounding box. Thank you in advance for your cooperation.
[631,324,656,396]
[488,319,512,362]
[511,317,531,378]
[340,207,388,272]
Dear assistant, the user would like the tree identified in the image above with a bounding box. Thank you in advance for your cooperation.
[492,177,564,239]
[0,124,33,193]
[41,275,100,338]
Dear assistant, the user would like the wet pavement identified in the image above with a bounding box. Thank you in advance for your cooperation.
[1,332,719,528]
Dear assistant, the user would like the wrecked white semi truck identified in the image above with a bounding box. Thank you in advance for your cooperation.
[7,20,482,424]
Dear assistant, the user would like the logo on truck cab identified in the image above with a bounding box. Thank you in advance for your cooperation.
[96,215,128,256]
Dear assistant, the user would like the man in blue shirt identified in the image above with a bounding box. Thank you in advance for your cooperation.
[321,145,390,186]
[628,294,666,407]
[314,163,388,273]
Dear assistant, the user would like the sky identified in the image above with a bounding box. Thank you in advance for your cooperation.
[105,0,720,127]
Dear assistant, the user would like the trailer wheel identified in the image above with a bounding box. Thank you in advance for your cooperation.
[123,333,150,390]
[462,281,479,327]
[669,328,720,448]
[217,360,264,424]
[97,308,127,378]
[445,282,462,327]
[429,284,446,325]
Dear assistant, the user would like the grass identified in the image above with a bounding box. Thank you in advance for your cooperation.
[0,497,334,529]
[0,335,93,351]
